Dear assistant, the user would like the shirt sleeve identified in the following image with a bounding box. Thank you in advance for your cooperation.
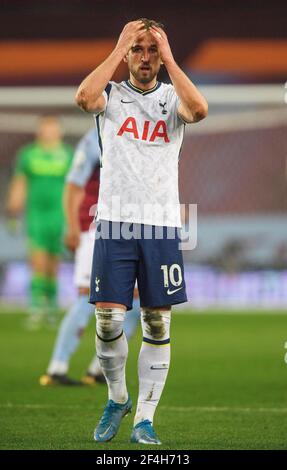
[167,85,186,128]
[66,129,101,187]
[93,82,113,117]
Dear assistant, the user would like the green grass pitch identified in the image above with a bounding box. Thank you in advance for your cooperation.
[0,310,287,450]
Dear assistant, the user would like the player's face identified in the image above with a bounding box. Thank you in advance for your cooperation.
[37,119,62,144]
[126,31,162,84]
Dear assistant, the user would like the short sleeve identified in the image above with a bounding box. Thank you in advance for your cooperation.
[166,85,185,128]
[66,129,101,187]
[94,82,113,117]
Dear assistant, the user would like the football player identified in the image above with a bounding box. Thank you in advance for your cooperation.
[76,18,207,443]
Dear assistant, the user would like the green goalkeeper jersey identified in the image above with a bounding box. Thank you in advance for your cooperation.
[15,141,73,214]
[15,141,73,253]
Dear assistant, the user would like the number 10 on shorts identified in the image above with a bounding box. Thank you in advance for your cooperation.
[161,264,183,288]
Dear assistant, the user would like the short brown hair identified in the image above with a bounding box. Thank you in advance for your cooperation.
[138,18,164,30]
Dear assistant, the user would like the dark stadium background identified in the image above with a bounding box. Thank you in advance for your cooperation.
[0,0,287,451]
[0,0,286,308]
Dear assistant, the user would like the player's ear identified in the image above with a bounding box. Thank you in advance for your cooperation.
[123,54,128,63]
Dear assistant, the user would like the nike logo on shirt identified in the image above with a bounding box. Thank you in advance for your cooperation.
[121,99,135,104]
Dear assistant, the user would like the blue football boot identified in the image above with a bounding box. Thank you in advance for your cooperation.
[130,419,162,445]
[94,396,132,442]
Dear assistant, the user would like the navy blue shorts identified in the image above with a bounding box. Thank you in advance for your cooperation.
[89,221,187,310]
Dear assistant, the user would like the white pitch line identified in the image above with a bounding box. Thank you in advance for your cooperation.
[0,403,85,410]
[161,406,287,413]
[1,403,287,413]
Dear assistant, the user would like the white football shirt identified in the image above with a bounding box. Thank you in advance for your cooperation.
[94,80,185,227]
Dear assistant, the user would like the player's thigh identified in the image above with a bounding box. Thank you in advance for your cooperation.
[28,214,63,256]
[27,214,48,256]
[46,217,65,256]
[137,226,187,309]
[89,222,138,311]
[46,254,59,277]
[29,249,50,274]
[96,302,127,310]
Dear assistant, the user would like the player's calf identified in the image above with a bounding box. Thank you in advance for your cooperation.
[95,307,129,403]
[94,306,131,442]
[132,308,171,444]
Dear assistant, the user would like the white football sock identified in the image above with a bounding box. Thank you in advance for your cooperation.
[87,297,141,376]
[134,309,171,426]
[96,307,128,404]
[87,354,102,376]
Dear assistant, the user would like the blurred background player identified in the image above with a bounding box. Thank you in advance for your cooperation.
[6,116,73,327]
[40,128,141,386]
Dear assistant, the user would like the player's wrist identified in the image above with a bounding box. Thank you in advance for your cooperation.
[113,45,127,60]
[162,55,176,68]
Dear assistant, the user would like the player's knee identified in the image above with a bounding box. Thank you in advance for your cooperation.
[141,309,171,340]
[95,307,125,341]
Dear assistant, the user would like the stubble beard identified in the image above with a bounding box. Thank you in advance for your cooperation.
[130,67,158,85]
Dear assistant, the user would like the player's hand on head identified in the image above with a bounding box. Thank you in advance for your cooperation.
[116,20,146,56]
[149,25,174,65]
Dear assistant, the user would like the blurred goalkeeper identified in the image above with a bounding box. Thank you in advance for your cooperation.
[6,116,73,326]
[40,128,141,386]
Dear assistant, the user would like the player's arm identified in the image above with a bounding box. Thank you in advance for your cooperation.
[75,20,146,113]
[6,174,27,217]
[6,148,28,217]
[63,182,85,252]
[64,133,101,251]
[149,26,208,123]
